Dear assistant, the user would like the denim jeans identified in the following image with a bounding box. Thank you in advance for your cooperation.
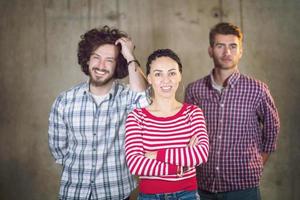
[198,187,261,200]
[88,192,129,200]
[138,190,200,200]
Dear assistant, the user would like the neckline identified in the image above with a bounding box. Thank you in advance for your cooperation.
[142,103,187,121]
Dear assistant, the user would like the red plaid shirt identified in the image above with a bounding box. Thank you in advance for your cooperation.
[185,71,280,192]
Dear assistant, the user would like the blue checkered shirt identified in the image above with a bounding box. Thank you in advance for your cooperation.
[48,81,149,200]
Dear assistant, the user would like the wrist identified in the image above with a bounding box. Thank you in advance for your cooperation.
[124,54,135,63]
[127,59,140,67]
[176,166,183,177]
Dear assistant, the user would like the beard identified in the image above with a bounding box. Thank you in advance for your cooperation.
[89,68,114,87]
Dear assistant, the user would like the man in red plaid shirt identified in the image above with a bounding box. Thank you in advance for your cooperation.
[185,22,280,200]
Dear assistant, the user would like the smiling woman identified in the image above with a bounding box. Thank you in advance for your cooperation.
[148,56,182,101]
[125,49,209,200]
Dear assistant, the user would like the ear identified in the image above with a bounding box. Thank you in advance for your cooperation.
[178,73,182,82]
[239,46,243,59]
[147,74,152,85]
[208,46,213,58]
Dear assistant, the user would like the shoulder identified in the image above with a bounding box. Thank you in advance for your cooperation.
[113,81,137,95]
[128,107,146,118]
[238,74,270,93]
[185,76,210,100]
[186,75,210,90]
[112,81,141,98]
[126,108,147,126]
[52,82,86,106]
[183,103,204,115]
[113,81,149,107]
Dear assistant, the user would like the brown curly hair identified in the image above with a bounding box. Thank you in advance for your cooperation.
[77,25,129,79]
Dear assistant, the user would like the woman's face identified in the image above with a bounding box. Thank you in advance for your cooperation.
[147,56,182,99]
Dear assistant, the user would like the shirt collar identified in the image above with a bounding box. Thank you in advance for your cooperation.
[82,80,119,100]
[210,73,223,92]
[226,70,241,88]
[209,69,241,90]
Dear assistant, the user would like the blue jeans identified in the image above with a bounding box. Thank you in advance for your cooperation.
[138,190,200,200]
[198,187,261,200]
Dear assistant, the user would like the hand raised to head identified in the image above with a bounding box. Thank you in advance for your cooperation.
[115,37,135,62]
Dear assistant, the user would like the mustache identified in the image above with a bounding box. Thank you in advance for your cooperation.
[92,68,110,73]
[221,55,232,59]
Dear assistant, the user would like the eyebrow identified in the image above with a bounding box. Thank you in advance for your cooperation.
[215,42,238,46]
[91,53,116,59]
[153,68,177,72]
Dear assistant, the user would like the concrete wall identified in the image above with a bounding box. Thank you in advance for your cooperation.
[0,0,299,199]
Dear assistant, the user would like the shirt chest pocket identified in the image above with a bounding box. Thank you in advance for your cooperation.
[229,102,251,126]
[98,101,128,142]
[200,97,252,127]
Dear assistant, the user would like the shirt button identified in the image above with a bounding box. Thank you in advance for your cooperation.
[220,103,224,107]
[93,148,96,151]
[219,119,223,123]
[218,136,222,139]
[216,167,219,170]
[93,132,96,136]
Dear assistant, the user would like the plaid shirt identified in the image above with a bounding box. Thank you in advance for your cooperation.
[48,81,149,200]
[185,71,280,192]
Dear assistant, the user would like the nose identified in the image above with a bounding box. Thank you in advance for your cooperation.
[224,46,231,55]
[162,75,171,83]
[95,59,106,68]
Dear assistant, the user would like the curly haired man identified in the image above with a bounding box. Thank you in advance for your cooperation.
[48,26,148,200]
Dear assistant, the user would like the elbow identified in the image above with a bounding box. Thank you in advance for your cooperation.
[195,149,209,166]
[126,165,135,175]
[125,156,137,176]
[196,154,208,166]
[127,164,140,176]
[202,154,208,164]
[202,147,209,164]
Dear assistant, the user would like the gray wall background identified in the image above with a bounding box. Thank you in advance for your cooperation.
[0,0,299,199]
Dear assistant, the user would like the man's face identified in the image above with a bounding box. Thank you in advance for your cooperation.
[88,44,118,87]
[209,34,243,70]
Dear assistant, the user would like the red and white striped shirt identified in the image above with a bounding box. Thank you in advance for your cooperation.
[125,103,209,194]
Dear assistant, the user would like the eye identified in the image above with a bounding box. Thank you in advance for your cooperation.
[230,44,237,50]
[215,44,223,49]
[91,55,100,60]
[169,71,177,76]
[154,72,161,77]
[106,59,115,63]
[104,59,116,66]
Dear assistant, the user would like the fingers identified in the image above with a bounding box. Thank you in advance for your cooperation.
[115,37,132,45]
[145,151,157,159]
[115,37,135,61]
[188,135,198,147]
[115,37,135,51]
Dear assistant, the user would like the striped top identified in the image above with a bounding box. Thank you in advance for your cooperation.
[125,103,209,194]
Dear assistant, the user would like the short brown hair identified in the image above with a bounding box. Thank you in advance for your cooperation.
[209,22,243,47]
